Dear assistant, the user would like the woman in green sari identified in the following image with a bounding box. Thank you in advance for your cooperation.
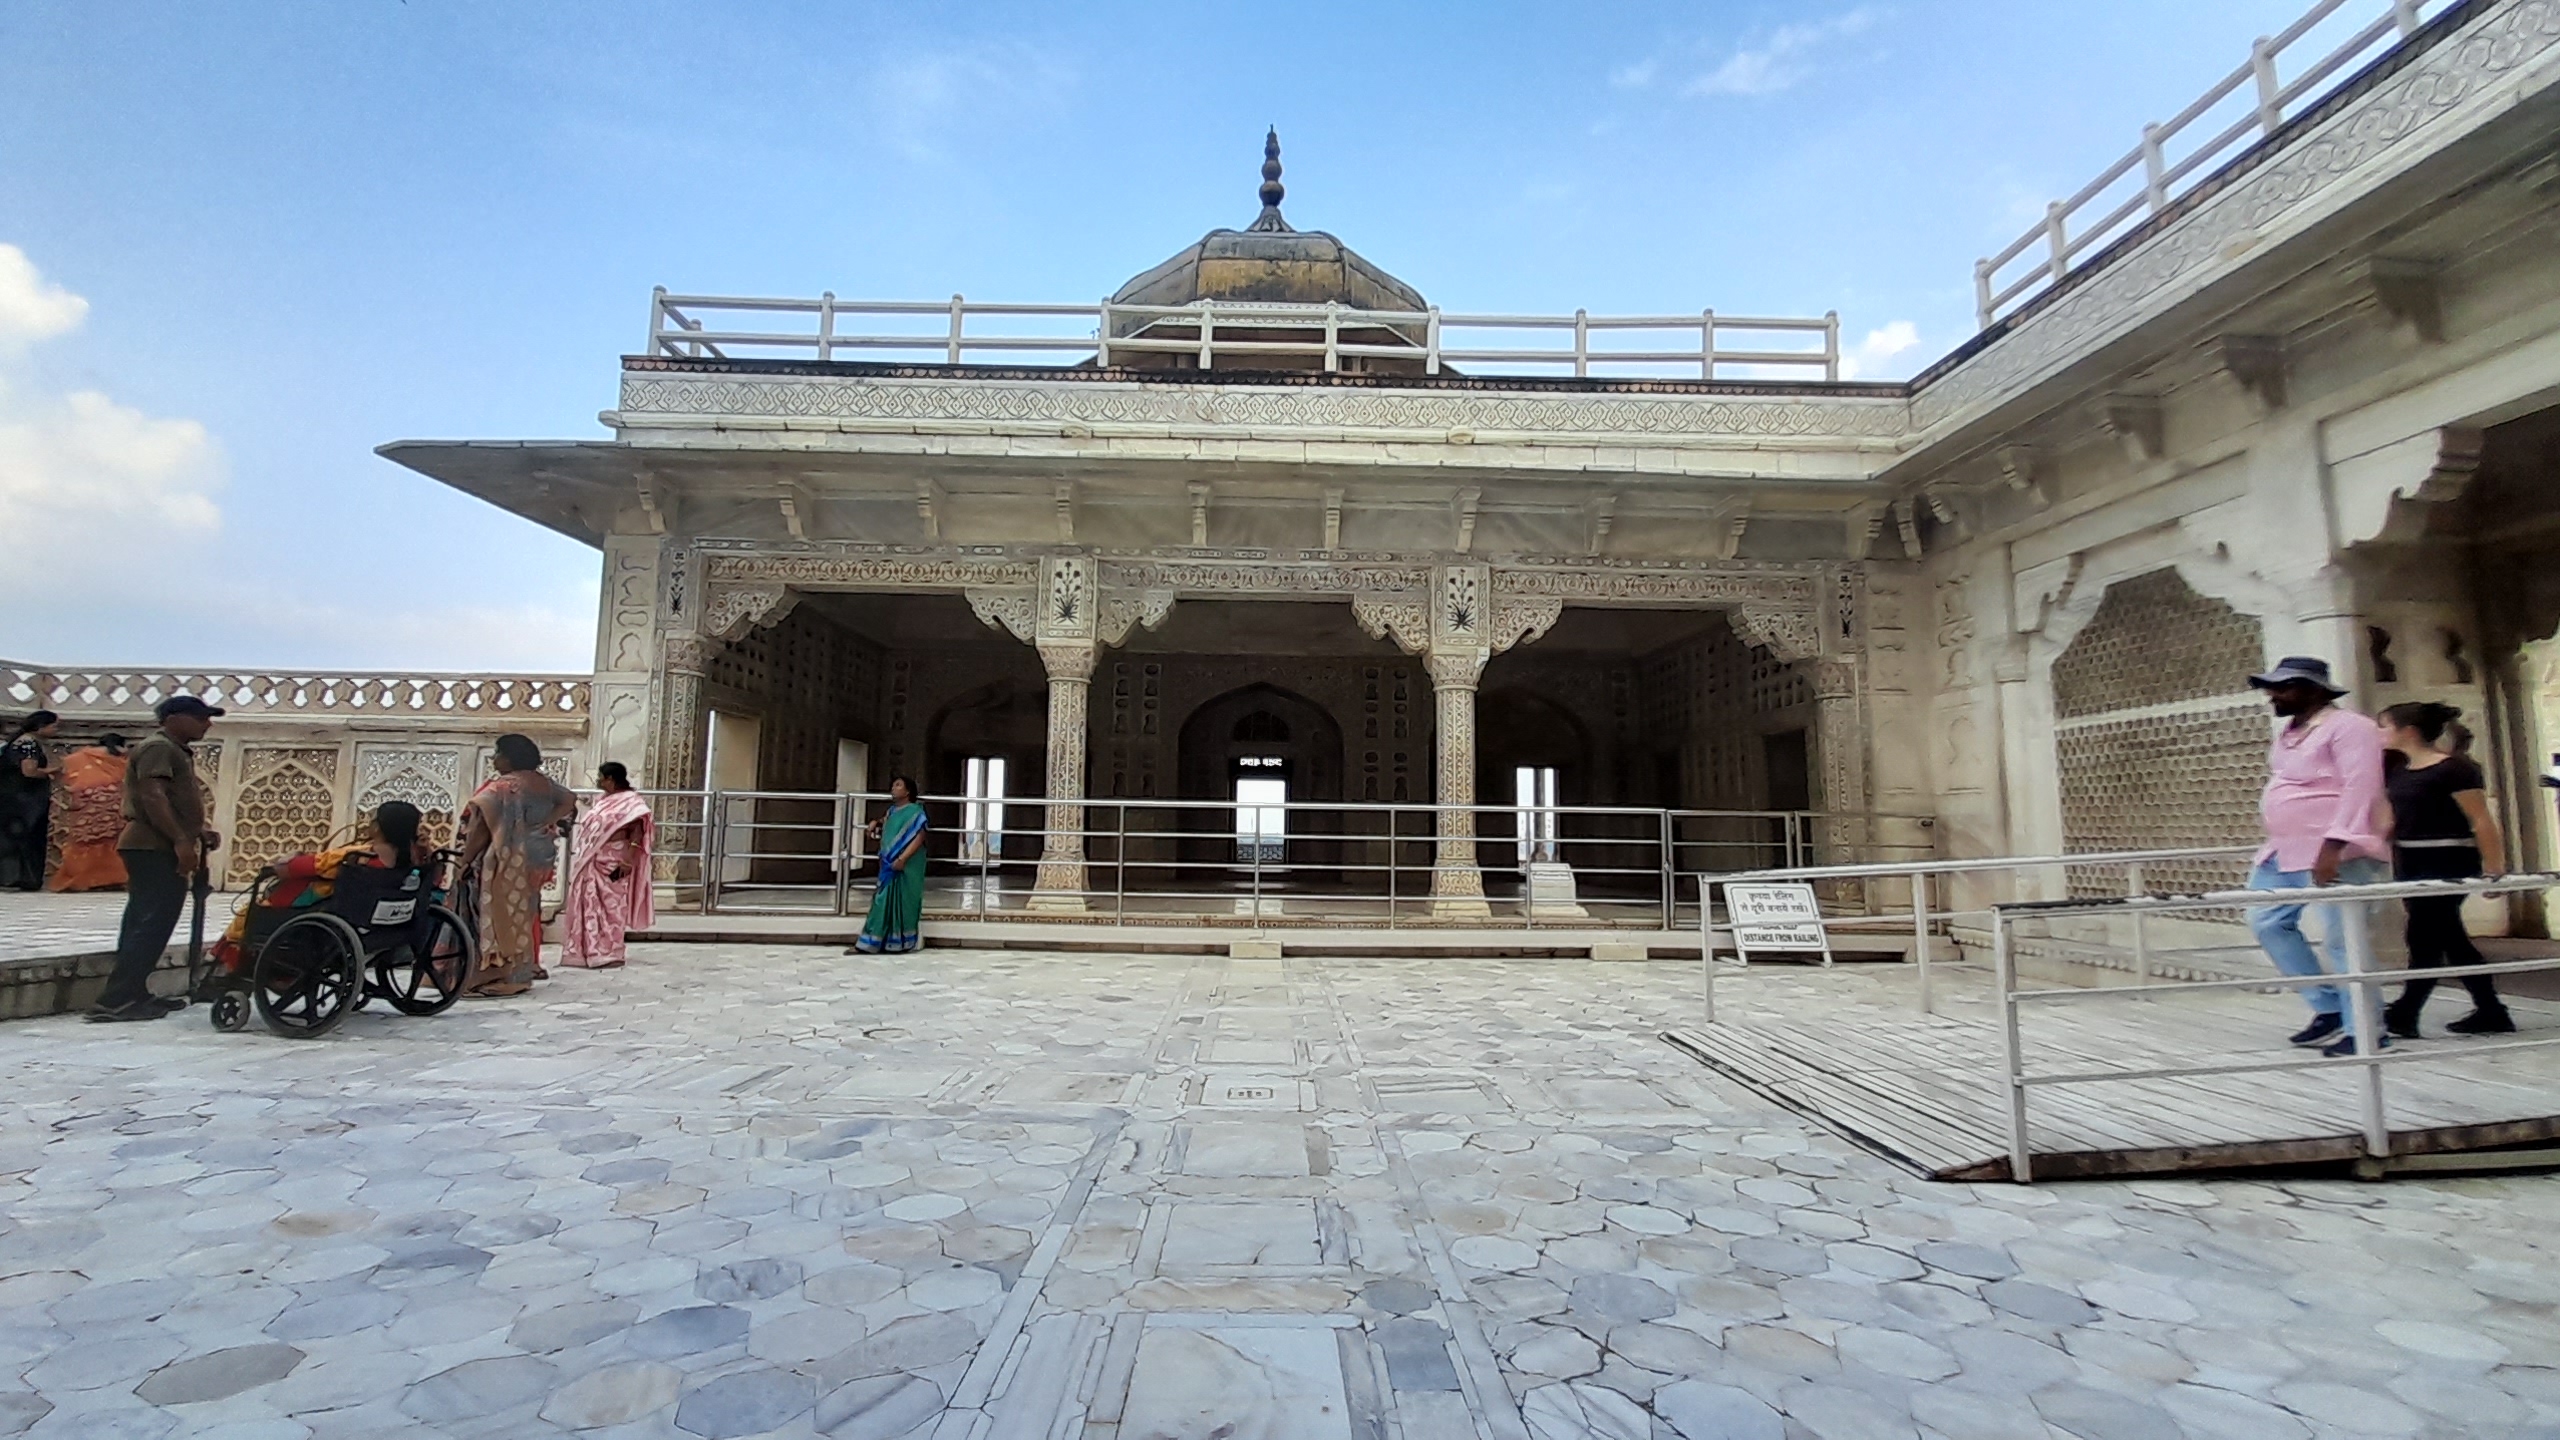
[853,777,927,954]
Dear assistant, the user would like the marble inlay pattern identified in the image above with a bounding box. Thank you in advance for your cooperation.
[2,941,2555,1438]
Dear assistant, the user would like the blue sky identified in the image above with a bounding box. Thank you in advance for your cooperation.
[1,0,2339,672]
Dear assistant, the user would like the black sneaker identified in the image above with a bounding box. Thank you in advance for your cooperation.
[2446,1007,2517,1035]
[2384,1007,2422,1040]
[2289,1013,2344,1046]
[150,995,187,1014]
[84,999,169,1023]
[2323,1031,2391,1058]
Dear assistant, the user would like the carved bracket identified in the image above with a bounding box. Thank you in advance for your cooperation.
[2219,334,2287,411]
[1490,596,1563,653]
[1729,605,1824,663]
[1097,588,1176,647]
[1995,445,2050,509]
[1352,597,1430,655]
[2102,393,2165,464]
[2368,257,2445,344]
[967,589,1039,643]
[703,583,800,642]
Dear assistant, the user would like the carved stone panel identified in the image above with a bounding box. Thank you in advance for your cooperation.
[355,745,464,848]
[228,746,343,885]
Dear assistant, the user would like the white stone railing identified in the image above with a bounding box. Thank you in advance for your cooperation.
[1974,0,2455,328]
[2,661,590,721]
[647,291,1843,382]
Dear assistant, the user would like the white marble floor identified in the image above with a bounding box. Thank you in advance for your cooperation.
[2,945,2556,1439]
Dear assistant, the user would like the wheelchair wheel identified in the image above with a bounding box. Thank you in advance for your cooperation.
[209,989,251,1033]
[252,913,363,1038]
[378,904,475,1017]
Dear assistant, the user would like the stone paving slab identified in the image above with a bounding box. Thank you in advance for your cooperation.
[1,944,2556,1438]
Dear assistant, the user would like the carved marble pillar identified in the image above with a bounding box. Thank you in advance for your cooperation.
[1810,656,1869,866]
[648,634,714,794]
[1032,640,1096,908]
[965,557,1174,913]
[1358,566,1560,919]
[1427,647,1492,915]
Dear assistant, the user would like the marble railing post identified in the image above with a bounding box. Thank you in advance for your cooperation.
[1030,640,1096,910]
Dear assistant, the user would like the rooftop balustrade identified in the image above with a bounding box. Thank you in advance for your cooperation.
[645,291,1842,382]
[1973,0,2457,329]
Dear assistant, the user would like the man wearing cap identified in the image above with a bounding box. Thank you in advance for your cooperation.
[2247,657,2390,1057]
[91,696,224,1021]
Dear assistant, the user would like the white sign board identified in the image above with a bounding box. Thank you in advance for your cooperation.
[1721,882,1832,962]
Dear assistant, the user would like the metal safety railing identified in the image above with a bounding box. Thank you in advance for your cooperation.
[1698,845,2258,1019]
[1973,0,2456,327]
[1989,872,2560,1181]
[607,788,1929,928]
[646,290,1843,382]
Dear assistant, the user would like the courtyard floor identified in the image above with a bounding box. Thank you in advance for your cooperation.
[3,945,2558,1440]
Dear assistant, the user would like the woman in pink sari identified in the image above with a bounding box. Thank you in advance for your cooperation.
[562,762,654,969]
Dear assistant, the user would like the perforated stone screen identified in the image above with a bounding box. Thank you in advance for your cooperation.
[2052,567,2266,720]
[2052,569,2266,900]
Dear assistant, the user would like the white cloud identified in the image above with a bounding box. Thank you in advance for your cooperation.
[1687,8,1880,98]
[1610,58,1660,90]
[0,246,227,619]
[1837,319,1919,380]
[0,244,89,352]
[868,46,1074,163]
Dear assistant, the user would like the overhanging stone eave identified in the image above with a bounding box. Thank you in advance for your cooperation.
[375,439,635,548]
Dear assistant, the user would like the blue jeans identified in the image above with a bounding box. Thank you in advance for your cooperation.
[2248,855,2388,1021]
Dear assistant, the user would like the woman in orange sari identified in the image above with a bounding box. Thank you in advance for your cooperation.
[455,734,576,997]
[48,735,131,892]
[561,762,654,968]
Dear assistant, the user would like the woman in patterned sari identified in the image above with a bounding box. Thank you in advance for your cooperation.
[852,777,927,954]
[560,762,654,969]
[455,734,577,997]
[48,734,130,892]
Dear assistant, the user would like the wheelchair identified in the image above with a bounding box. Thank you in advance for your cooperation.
[202,851,478,1037]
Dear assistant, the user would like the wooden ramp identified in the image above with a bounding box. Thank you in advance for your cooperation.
[1664,972,2560,1181]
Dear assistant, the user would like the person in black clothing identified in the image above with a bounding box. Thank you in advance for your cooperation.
[2377,701,2512,1037]
[1,710,64,890]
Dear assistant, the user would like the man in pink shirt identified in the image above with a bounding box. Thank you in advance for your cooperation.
[2248,656,2391,1056]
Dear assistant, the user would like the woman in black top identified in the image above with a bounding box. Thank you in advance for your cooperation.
[2378,702,2512,1036]
[1,710,63,891]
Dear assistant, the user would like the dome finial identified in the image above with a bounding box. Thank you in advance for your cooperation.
[1250,127,1290,233]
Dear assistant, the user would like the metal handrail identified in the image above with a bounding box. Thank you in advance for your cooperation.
[674,788,1924,926]
[1988,871,2560,1181]
[1973,0,2451,327]
[1698,844,2254,1016]
[646,290,1842,381]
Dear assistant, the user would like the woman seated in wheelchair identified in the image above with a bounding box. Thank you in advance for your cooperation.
[211,802,429,970]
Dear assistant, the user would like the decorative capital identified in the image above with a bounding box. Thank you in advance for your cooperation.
[662,634,716,674]
[1037,641,1097,682]
[1811,657,1859,700]
[1428,649,1488,690]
